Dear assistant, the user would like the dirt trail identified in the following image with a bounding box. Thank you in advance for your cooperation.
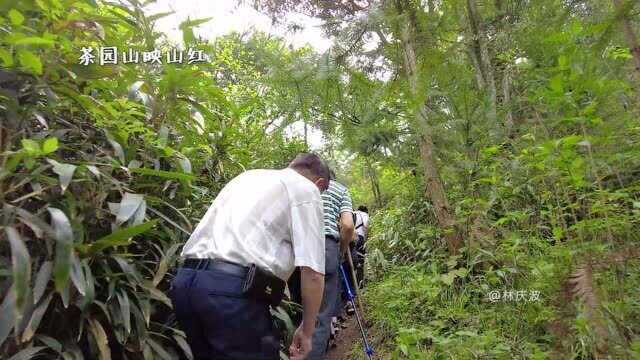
[326,316,360,360]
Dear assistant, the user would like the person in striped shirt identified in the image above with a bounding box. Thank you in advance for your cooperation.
[308,169,355,359]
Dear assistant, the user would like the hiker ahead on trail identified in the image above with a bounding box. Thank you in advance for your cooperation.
[353,205,369,287]
[354,206,369,242]
[308,170,355,360]
[170,153,330,360]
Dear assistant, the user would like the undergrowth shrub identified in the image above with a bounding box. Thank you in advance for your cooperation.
[0,1,306,358]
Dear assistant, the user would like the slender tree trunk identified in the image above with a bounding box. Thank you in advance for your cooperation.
[365,158,382,208]
[468,49,486,90]
[304,120,308,147]
[613,0,640,72]
[503,65,514,138]
[466,0,497,123]
[397,0,463,255]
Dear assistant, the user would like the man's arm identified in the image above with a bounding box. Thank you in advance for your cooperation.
[339,211,355,255]
[290,266,324,359]
[300,266,324,335]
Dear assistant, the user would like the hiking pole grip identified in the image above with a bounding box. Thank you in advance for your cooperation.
[339,264,374,359]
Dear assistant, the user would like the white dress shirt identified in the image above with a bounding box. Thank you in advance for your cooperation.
[355,211,369,237]
[181,168,325,280]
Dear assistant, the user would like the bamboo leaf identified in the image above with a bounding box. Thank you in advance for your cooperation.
[14,37,56,46]
[69,252,86,296]
[106,137,125,163]
[47,207,74,293]
[88,318,111,360]
[33,261,52,304]
[147,11,174,22]
[7,346,46,360]
[80,262,95,309]
[35,334,62,353]
[147,338,172,360]
[0,287,16,348]
[130,167,196,181]
[88,220,157,255]
[173,334,193,360]
[152,242,180,287]
[116,290,131,335]
[12,205,56,239]
[132,199,146,225]
[113,256,141,282]
[140,282,172,308]
[47,159,77,194]
[21,293,53,342]
[59,281,70,309]
[6,227,32,317]
[177,154,192,174]
[179,17,212,29]
[147,206,191,235]
[116,193,144,226]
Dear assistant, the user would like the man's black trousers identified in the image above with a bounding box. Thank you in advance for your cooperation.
[169,267,280,360]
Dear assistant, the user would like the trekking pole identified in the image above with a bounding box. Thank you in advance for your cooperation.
[346,247,365,312]
[340,263,374,359]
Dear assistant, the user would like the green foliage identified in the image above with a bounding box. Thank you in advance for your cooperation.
[0,1,311,358]
[296,0,640,358]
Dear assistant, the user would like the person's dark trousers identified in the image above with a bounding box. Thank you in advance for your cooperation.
[334,254,346,318]
[169,266,279,360]
[308,236,340,360]
[354,235,366,287]
[286,267,303,326]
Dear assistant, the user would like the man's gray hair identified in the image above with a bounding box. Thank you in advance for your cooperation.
[288,153,330,180]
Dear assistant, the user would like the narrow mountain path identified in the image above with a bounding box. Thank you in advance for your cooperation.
[326,316,361,360]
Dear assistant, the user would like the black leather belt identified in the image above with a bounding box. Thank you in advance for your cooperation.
[327,234,339,242]
[182,258,285,306]
[182,258,248,278]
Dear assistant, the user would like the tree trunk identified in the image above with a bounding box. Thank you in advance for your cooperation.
[503,65,514,138]
[396,0,463,255]
[418,127,462,254]
[304,120,308,147]
[466,0,497,123]
[613,0,640,72]
[468,48,486,91]
[365,158,383,208]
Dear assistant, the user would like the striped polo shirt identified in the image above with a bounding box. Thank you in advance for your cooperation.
[322,180,353,239]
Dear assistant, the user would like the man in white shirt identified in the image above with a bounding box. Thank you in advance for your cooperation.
[353,205,370,287]
[354,205,369,241]
[170,153,330,360]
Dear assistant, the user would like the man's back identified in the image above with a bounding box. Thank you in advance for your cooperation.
[181,168,324,280]
[322,180,352,238]
[172,153,330,360]
[355,210,369,238]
